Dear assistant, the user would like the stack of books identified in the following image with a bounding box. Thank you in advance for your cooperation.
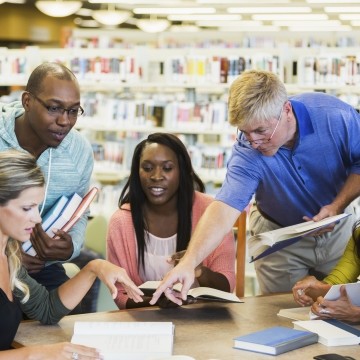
[23,187,98,256]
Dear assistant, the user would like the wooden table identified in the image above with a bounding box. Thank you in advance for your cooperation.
[13,293,359,360]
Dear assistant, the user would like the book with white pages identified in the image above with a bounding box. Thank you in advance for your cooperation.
[71,321,174,360]
[139,281,243,303]
[249,213,351,262]
[22,194,69,256]
[309,282,360,319]
[293,319,360,346]
[277,307,312,321]
[45,192,82,238]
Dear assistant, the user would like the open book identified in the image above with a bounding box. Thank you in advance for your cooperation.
[71,321,174,360]
[249,213,350,262]
[139,281,242,303]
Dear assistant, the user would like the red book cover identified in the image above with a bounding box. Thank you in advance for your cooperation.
[61,187,99,233]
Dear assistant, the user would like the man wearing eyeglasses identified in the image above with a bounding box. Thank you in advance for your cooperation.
[150,69,360,304]
[0,62,94,303]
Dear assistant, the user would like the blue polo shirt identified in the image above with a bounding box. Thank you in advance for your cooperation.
[216,92,360,227]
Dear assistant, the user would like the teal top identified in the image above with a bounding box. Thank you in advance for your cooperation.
[0,101,94,261]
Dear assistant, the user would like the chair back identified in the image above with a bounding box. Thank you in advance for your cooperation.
[234,211,247,298]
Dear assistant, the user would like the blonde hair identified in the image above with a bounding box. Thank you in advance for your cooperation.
[228,70,288,128]
[0,150,45,303]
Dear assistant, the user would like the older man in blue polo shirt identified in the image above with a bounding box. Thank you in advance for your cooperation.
[151,69,360,303]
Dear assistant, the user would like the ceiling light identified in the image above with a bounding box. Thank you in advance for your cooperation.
[219,26,280,32]
[227,7,311,13]
[308,0,360,3]
[288,25,352,31]
[196,20,262,27]
[136,18,170,33]
[325,6,360,12]
[168,14,242,21]
[340,14,360,20]
[92,8,131,26]
[35,0,82,17]
[253,14,328,21]
[133,7,215,15]
[272,20,342,26]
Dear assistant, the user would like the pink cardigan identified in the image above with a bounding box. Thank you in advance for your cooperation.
[107,191,236,309]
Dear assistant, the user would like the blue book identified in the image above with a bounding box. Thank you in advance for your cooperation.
[233,326,318,355]
[45,192,82,238]
[22,194,69,255]
[41,195,69,231]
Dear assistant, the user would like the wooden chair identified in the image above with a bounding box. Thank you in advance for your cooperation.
[234,211,247,298]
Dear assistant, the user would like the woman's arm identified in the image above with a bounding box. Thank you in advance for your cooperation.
[57,259,143,310]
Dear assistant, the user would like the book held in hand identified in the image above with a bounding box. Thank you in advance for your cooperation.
[310,282,360,319]
[23,187,98,256]
[233,326,318,355]
[71,321,174,360]
[293,319,360,346]
[139,281,242,303]
[249,213,350,262]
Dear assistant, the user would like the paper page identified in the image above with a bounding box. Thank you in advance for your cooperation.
[293,213,350,234]
[173,284,242,303]
[71,322,174,360]
[73,321,174,335]
[277,307,312,321]
[323,283,360,306]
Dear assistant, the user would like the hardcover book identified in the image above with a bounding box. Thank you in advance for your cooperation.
[23,187,98,256]
[249,213,350,262]
[139,281,242,303]
[293,319,360,346]
[233,326,318,355]
[61,187,99,233]
[41,195,69,231]
[45,192,83,238]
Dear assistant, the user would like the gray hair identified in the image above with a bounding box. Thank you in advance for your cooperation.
[228,70,288,128]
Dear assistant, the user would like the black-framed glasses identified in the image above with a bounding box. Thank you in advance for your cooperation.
[237,105,284,146]
[28,92,84,119]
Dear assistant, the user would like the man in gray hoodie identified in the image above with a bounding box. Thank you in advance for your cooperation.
[0,62,94,296]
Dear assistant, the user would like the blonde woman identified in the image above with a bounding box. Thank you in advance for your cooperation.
[0,150,143,359]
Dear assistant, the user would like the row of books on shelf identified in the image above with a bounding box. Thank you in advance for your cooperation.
[90,140,232,171]
[297,55,360,85]
[80,96,230,131]
[22,187,98,256]
[0,54,281,85]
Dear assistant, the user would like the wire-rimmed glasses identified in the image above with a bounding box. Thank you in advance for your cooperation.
[237,105,284,146]
[28,92,84,119]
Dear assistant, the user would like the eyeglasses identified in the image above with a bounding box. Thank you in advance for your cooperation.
[28,92,84,119]
[237,105,284,146]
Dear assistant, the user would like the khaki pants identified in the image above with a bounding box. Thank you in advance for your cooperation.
[249,203,356,294]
